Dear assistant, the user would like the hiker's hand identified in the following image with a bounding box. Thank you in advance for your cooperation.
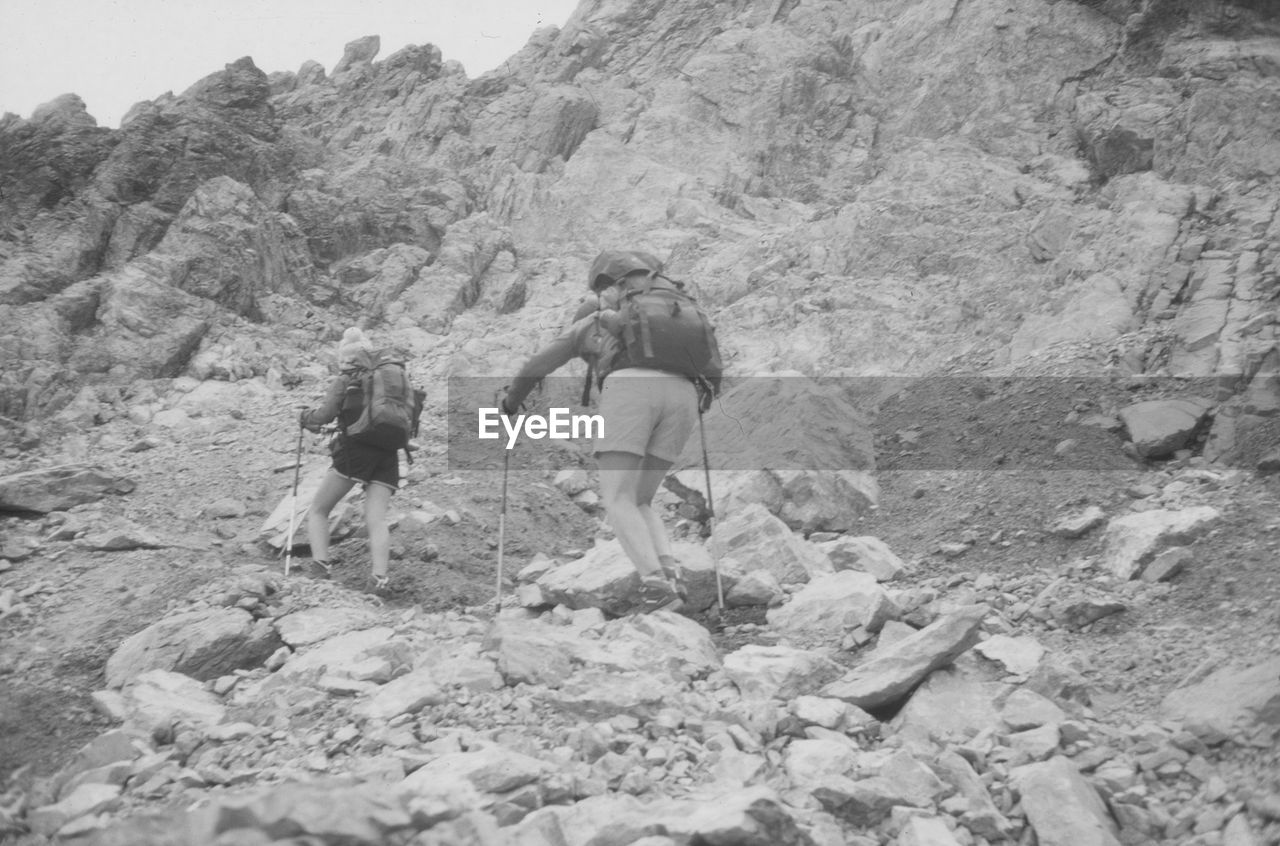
[696,380,716,413]
[299,409,320,433]
[497,387,519,418]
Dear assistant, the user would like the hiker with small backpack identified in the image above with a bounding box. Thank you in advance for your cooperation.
[501,250,722,613]
[299,327,423,593]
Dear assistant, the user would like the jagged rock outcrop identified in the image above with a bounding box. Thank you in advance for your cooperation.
[0,0,1276,461]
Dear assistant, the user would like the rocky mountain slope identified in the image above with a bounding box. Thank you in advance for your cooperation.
[2,0,1280,844]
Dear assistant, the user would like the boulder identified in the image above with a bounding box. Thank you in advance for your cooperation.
[891,662,1008,742]
[822,605,988,710]
[930,750,1013,840]
[1001,688,1067,731]
[274,606,384,647]
[725,567,785,607]
[121,670,226,735]
[402,746,551,795]
[974,634,1046,677]
[817,535,910,581]
[412,642,503,692]
[536,669,675,721]
[26,784,122,837]
[783,736,860,790]
[1160,657,1280,739]
[790,695,860,730]
[1012,756,1121,846]
[279,627,407,678]
[899,817,963,846]
[484,619,577,688]
[707,503,833,585]
[1100,507,1220,579]
[0,465,134,514]
[815,752,946,827]
[1119,398,1213,458]
[660,786,818,846]
[189,780,413,844]
[105,607,281,688]
[353,668,447,722]
[50,730,148,800]
[723,644,843,701]
[534,540,647,616]
[767,571,898,637]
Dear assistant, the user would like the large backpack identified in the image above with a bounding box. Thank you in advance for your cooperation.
[341,348,426,459]
[611,275,723,389]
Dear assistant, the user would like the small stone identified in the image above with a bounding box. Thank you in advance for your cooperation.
[1050,507,1106,539]
[264,646,290,671]
[1141,547,1192,583]
[205,498,247,519]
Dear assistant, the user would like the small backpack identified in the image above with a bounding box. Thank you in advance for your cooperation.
[341,348,426,459]
[612,274,723,389]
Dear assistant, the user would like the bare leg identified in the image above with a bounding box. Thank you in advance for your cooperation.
[597,450,663,579]
[635,454,676,562]
[307,470,356,563]
[363,483,393,579]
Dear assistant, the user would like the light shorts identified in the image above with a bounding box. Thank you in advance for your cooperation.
[595,368,698,462]
[331,436,399,492]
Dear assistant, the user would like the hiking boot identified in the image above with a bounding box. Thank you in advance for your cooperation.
[635,575,683,614]
[307,559,332,580]
[369,573,391,596]
[659,561,689,603]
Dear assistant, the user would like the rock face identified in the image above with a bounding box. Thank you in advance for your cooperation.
[2,0,1275,474]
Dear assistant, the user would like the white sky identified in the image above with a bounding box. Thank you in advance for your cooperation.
[0,0,583,128]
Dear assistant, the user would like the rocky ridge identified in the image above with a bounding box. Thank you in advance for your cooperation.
[3,0,1280,844]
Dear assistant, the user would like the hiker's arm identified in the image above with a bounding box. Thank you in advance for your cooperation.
[300,377,345,430]
[503,320,590,412]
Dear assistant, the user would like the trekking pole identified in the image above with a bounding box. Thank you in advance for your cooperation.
[697,404,725,613]
[494,386,514,612]
[496,444,510,610]
[283,425,305,576]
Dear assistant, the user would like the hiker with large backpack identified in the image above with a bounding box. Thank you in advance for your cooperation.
[299,327,423,593]
[501,250,723,613]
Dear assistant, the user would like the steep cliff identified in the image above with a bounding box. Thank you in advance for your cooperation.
[1,0,1279,460]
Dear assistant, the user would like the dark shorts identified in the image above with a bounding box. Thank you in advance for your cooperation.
[331,436,399,492]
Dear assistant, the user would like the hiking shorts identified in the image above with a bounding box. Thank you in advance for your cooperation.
[330,436,399,492]
[596,369,698,463]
